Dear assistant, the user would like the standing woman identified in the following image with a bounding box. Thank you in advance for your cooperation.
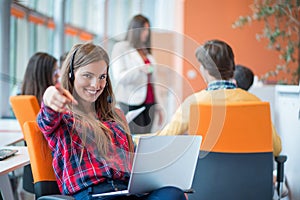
[111,14,163,134]
[37,42,185,200]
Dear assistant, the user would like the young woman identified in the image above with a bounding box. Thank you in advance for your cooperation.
[111,14,163,134]
[37,42,185,200]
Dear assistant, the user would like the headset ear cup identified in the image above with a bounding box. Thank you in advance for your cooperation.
[69,71,74,82]
[69,48,78,82]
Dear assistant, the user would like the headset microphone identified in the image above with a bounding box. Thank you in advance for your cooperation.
[107,96,113,103]
[106,82,113,103]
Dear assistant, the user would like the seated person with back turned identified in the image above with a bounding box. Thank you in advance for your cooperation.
[37,42,186,200]
[157,39,281,156]
[234,64,254,91]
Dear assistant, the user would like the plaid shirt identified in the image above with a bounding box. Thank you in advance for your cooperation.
[37,103,132,195]
[206,80,237,91]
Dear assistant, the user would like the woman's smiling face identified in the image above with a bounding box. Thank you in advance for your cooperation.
[73,60,108,104]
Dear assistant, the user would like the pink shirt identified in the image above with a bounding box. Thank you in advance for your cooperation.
[144,58,155,104]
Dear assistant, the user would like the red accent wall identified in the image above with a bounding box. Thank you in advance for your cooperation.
[182,0,281,97]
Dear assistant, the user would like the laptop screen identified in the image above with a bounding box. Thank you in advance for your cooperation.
[92,135,202,197]
[128,135,202,194]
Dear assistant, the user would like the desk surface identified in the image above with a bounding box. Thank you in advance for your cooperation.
[0,146,29,176]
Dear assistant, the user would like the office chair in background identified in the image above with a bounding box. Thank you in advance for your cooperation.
[23,121,74,200]
[10,95,40,135]
[188,102,287,200]
[10,95,40,196]
[10,95,73,199]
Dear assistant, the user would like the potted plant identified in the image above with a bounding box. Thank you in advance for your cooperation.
[232,0,300,84]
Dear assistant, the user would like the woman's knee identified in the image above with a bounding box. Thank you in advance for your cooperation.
[147,186,186,200]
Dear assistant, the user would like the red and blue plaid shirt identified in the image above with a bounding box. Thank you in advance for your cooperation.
[37,102,132,195]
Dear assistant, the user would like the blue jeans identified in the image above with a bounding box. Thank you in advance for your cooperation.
[73,186,186,200]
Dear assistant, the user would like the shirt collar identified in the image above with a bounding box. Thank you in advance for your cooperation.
[206,80,237,91]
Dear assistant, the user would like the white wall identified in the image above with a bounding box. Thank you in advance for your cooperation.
[250,84,300,200]
[274,85,300,200]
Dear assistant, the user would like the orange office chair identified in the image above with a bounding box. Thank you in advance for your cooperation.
[10,95,40,194]
[23,121,74,199]
[188,102,280,200]
[10,95,40,135]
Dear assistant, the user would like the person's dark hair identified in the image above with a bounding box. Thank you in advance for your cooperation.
[59,51,69,68]
[21,52,57,105]
[195,39,235,80]
[125,14,151,54]
[234,65,254,90]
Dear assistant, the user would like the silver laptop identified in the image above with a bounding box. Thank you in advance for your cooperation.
[92,135,202,197]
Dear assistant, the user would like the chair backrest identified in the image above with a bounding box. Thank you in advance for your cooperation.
[23,121,60,198]
[188,102,274,200]
[10,95,40,138]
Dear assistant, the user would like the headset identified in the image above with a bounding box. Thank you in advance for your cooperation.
[69,48,79,82]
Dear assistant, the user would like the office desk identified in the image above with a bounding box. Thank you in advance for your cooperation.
[0,146,29,199]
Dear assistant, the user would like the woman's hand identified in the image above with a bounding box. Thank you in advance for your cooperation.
[139,65,153,74]
[43,84,78,112]
[156,106,164,127]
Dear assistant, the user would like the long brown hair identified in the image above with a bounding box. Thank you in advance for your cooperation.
[60,42,133,159]
[125,14,152,54]
[21,52,57,105]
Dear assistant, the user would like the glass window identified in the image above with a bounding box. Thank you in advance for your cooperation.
[10,17,17,87]
[36,24,50,53]
[86,0,105,36]
[36,0,53,17]
[107,0,141,38]
[16,18,30,83]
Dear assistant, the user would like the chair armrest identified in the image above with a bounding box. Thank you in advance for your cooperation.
[274,155,288,198]
[275,155,287,183]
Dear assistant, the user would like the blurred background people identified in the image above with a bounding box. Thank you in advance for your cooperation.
[21,52,59,105]
[234,64,254,90]
[111,14,163,134]
[59,52,69,68]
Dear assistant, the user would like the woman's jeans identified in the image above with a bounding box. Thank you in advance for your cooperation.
[73,180,186,200]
